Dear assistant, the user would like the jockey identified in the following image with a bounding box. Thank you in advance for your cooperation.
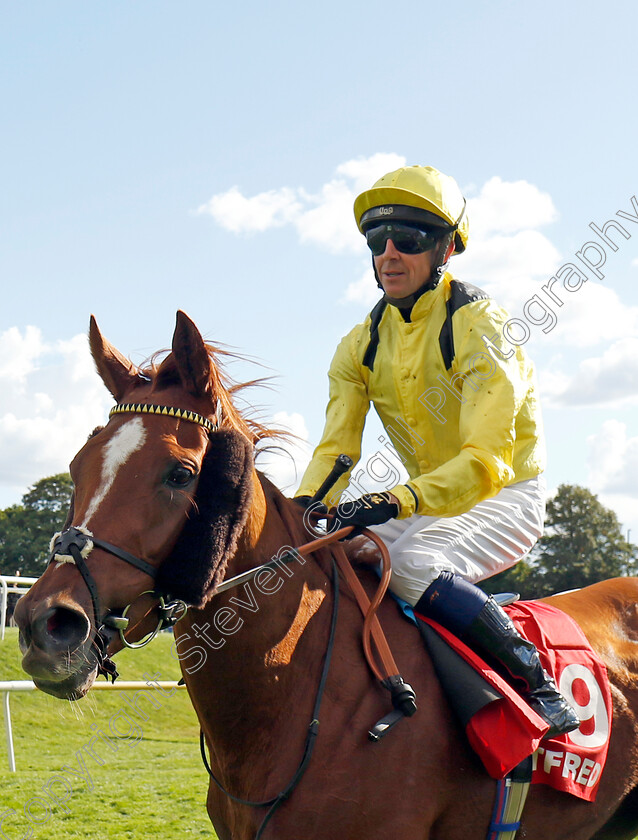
[295,164,579,738]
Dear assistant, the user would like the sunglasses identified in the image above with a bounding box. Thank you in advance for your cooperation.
[365,223,442,257]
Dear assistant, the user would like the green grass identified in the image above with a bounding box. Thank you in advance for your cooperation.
[5,629,636,840]
[1,628,215,839]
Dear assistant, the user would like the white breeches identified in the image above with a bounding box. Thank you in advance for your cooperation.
[370,476,546,607]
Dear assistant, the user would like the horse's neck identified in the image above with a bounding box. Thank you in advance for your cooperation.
[235,470,308,569]
[184,471,333,749]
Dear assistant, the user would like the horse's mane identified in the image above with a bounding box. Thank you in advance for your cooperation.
[140,343,282,447]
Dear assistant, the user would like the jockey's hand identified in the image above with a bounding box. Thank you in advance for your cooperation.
[331,492,399,534]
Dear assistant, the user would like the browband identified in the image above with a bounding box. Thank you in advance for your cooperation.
[109,403,218,433]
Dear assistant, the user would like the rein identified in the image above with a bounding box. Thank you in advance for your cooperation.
[199,519,416,837]
[201,557,340,840]
[50,401,415,838]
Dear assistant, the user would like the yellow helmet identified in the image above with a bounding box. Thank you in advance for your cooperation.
[353,165,469,254]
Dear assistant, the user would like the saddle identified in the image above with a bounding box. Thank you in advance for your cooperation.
[335,539,612,840]
[294,480,613,839]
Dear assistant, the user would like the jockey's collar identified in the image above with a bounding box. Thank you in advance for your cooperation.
[383,276,440,321]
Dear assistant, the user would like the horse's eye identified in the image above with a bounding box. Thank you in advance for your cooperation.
[165,464,196,488]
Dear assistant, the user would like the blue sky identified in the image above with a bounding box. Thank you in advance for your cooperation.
[2,1,637,541]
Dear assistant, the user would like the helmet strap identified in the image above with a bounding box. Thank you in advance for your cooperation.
[430,232,455,282]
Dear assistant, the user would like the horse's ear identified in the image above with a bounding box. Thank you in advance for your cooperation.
[172,311,214,399]
[89,316,139,401]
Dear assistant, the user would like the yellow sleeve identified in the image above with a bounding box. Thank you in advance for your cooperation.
[296,329,370,506]
[393,302,541,518]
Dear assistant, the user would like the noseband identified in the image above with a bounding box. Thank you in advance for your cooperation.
[49,526,187,679]
[48,401,218,680]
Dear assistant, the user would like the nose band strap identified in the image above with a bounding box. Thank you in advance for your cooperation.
[50,527,158,580]
[49,527,159,632]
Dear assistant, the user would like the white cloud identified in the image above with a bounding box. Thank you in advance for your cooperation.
[294,179,363,254]
[586,419,637,494]
[541,337,638,407]
[334,153,407,196]
[459,176,638,349]
[199,158,568,314]
[537,364,572,400]
[0,325,46,386]
[454,175,562,313]
[341,263,379,306]
[467,176,558,236]
[197,185,302,233]
[197,153,406,255]
[586,421,638,536]
[541,282,638,349]
[198,158,637,353]
[461,229,561,311]
[0,326,112,505]
[596,494,638,540]
[255,410,312,494]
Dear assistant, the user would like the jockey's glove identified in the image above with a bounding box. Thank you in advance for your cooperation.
[331,492,399,534]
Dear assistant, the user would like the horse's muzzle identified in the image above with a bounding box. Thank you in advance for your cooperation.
[14,598,98,699]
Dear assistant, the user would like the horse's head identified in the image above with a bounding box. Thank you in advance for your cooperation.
[14,311,257,699]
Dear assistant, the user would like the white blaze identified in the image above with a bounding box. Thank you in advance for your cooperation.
[81,417,147,528]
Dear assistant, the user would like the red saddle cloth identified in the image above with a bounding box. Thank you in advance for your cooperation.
[416,600,612,802]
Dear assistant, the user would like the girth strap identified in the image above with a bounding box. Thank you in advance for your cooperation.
[487,756,532,840]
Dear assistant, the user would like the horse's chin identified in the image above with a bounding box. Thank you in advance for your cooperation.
[21,642,99,700]
[33,669,98,700]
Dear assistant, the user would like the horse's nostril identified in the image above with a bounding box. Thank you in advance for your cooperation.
[38,607,91,650]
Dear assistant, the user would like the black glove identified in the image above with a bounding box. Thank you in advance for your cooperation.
[332,492,399,532]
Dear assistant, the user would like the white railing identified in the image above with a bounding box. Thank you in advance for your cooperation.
[0,575,39,640]
[1,576,187,774]
[1,680,186,772]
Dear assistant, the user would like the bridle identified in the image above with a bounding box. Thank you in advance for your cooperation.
[48,400,417,839]
[48,401,218,680]
[48,525,189,679]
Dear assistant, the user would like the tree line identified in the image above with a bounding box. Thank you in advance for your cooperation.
[0,476,636,597]
[0,474,73,576]
[482,483,637,598]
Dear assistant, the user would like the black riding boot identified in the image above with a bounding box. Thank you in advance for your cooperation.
[465,596,580,738]
[415,572,580,739]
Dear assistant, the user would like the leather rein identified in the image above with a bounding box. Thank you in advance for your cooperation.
[49,401,416,839]
[199,520,417,839]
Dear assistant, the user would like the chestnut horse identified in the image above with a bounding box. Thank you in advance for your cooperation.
[14,312,638,840]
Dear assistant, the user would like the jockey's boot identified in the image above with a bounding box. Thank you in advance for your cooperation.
[414,572,580,739]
